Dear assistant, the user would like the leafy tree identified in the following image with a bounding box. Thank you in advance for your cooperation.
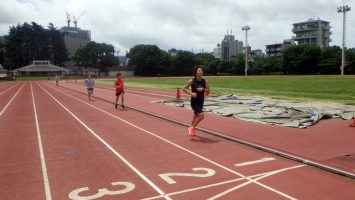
[345,48,355,74]
[73,41,116,73]
[250,57,282,75]
[157,50,172,75]
[47,23,68,66]
[217,60,233,74]
[172,51,197,75]
[195,53,219,75]
[4,22,67,69]
[317,46,341,74]
[127,44,165,76]
[230,54,245,75]
[282,45,321,74]
[0,39,4,65]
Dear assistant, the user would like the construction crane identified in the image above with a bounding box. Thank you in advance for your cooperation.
[66,12,71,27]
[73,10,87,28]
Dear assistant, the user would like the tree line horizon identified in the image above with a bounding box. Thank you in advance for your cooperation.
[0,22,354,76]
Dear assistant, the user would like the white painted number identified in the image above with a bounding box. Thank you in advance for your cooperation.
[68,181,135,200]
[159,168,215,184]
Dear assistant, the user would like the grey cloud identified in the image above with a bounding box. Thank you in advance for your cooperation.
[0,0,354,53]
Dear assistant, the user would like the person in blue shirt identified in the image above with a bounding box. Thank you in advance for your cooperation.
[55,75,59,86]
[183,66,210,136]
[85,75,95,100]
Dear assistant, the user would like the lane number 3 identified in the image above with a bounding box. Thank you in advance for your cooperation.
[68,181,135,200]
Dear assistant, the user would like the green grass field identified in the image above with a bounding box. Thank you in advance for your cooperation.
[99,75,355,104]
[16,76,53,81]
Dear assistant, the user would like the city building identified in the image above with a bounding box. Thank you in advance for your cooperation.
[221,33,243,61]
[266,43,282,57]
[60,26,91,69]
[114,56,128,67]
[250,49,264,61]
[60,26,91,58]
[292,18,331,48]
[213,44,221,59]
[168,48,182,57]
[266,39,295,57]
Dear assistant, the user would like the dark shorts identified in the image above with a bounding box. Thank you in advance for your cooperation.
[191,102,204,115]
[87,88,93,91]
[116,91,124,96]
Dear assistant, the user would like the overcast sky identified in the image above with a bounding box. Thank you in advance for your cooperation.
[0,0,354,54]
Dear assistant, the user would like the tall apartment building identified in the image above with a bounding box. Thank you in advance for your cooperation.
[60,26,91,58]
[60,26,91,71]
[292,18,331,48]
[221,34,243,61]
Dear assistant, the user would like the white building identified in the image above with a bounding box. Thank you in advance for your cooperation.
[14,60,69,76]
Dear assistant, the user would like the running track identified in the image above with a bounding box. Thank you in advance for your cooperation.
[0,81,354,199]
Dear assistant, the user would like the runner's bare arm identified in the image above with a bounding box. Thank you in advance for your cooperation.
[182,79,192,95]
[205,80,210,93]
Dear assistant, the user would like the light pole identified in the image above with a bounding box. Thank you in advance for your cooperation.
[242,25,250,76]
[337,3,351,76]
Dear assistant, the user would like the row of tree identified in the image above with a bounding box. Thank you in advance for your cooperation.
[127,44,355,76]
[0,22,68,68]
[0,22,117,72]
[1,22,354,75]
[73,41,116,72]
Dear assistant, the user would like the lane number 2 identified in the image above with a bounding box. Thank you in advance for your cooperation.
[68,181,135,200]
[159,167,216,184]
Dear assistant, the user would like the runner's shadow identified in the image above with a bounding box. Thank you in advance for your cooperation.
[190,135,220,144]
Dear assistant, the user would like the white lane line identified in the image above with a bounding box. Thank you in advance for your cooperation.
[207,165,305,200]
[128,88,178,96]
[64,82,161,100]
[91,83,180,97]
[235,157,276,167]
[142,177,246,200]
[143,164,305,200]
[127,90,175,98]
[31,83,52,200]
[36,83,168,199]
[0,83,24,117]
[45,83,299,200]
[0,83,18,96]
[0,81,12,89]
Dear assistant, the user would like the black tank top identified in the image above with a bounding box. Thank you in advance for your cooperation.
[191,78,206,103]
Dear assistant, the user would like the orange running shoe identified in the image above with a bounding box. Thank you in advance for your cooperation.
[188,127,196,136]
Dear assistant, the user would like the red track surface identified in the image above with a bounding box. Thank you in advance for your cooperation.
[0,80,354,199]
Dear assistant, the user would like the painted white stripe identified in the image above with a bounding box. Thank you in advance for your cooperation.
[235,157,276,167]
[31,83,52,200]
[37,83,168,198]
[0,83,24,117]
[207,165,305,200]
[128,89,175,98]
[144,165,306,200]
[45,83,299,200]
[0,81,12,88]
[0,83,18,96]
[64,82,161,100]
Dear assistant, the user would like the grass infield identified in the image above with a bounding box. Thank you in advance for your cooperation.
[98,75,355,105]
